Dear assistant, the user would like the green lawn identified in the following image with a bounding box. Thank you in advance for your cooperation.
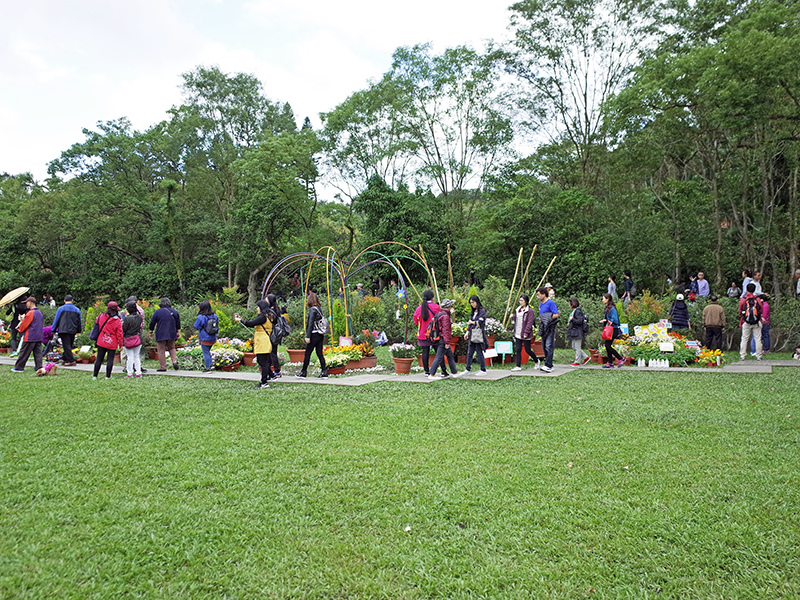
[1,367,798,599]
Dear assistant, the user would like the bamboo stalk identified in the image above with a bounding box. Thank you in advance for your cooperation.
[447,244,454,293]
[395,258,422,303]
[535,256,558,292]
[431,269,441,304]
[515,245,537,303]
[419,244,434,291]
[503,247,524,329]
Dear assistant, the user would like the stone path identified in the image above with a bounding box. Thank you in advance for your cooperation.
[1,356,795,387]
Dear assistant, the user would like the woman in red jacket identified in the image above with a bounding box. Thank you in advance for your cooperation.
[93,301,124,380]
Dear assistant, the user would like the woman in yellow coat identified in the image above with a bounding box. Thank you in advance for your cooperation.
[236,299,273,389]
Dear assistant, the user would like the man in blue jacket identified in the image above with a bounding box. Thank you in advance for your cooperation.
[536,287,559,373]
[52,295,82,366]
[149,297,181,371]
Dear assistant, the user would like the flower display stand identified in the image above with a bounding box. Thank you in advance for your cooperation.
[328,366,346,375]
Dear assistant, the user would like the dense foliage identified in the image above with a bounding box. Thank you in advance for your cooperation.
[3,0,800,307]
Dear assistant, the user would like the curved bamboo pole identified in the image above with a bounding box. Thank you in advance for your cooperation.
[534,256,558,292]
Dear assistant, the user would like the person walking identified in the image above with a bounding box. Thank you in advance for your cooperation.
[464,295,488,375]
[607,276,618,301]
[669,293,691,330]
[510,295,541,371]
[702,295,726,351]
[622,270,635,304]
[52,294,82,366]
[266,294,285,379]
[536,287,559,373]
[566,297,590,366]
[149,298,181,372]
[413,290,445,376]
[755,293,771,353]
[122,301,143,378]
[193,300,219,374]
[427,298,459,379]
[92,301,123,380]
[600,293,624,368]
[236,299,273,388]
[11,297,44,373]
[296,292,327,379]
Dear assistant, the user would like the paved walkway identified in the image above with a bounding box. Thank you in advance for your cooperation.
[1,356,795,387]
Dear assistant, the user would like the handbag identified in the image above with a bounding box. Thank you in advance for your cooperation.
[89,314,110,342]
[601,324,614,341]
[123,334,141,348]
[469,327,484,344]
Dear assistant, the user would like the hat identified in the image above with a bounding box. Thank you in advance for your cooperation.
[25,296,37,304]
[544,282,552,288]
[356,283,363,288]
[107,301,119,311]
[676,293,684,301]
[440,298,455,309]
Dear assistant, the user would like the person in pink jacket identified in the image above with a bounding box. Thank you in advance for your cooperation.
[92,301,124,380]
[413,289,445,376]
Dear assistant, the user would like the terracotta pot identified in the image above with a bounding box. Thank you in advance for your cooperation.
[392,357,414,374]
[328,366,346,375]
[591,354,605,364]
[345,355,377,370]
[457,356,467,364]
[287,349,306,364]
[0,347,8,353]
[486,334,496,348]
[449,336,460,354]
[418,354,424,367]
[220,361,241,372]
[146,349,158,361]
[243,352,257,366]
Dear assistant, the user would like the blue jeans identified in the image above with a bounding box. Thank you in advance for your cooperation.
[429,340,457,375]
[750,323,770,352]
[466,342,486,372]
[542,329,556,368]
[201,344,213,369]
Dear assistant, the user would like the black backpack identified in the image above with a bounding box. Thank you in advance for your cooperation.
[204,315,219,336]
[270,312,291,345]
[741,297,761,325]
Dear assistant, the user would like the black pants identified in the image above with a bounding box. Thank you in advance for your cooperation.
[419,344,446,375]
[429,340,457,375]
[514,337,541,367]
[705,327,723,351]
[256,353,272,384]
[61,333,76,363]
[14,341,43,371]
[93,347,116,378]
[10,328,20,352]
[604,339,623,364]
[270,346,281,374]
[301,333,326,373]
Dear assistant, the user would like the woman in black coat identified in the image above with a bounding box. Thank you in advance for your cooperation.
[669,294,691,330]
[464,295,488,375]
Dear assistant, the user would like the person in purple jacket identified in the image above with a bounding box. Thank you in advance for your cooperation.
[11,297,44,373]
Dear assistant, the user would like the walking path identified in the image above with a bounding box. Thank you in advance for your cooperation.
[2,356,794,387]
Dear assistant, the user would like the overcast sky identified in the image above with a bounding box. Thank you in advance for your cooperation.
[0,0,512,189]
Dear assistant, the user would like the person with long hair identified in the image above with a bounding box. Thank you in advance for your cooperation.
[266,293,283,378]
[193,300,218,374]
[510,295,541,371]
[600,293,624,368]
[122,300,143,378]
[236,299,273,388]
[297,292,327,378]
[566,297,590,366]
[412,289,445,376]
[464,294,488,375]
[92,301,123,380]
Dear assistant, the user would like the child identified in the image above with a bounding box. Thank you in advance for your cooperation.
[793,346,800,361]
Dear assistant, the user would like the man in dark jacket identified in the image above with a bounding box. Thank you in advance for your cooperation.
[52,295,82,366]
[149,297,181,371]
[12,297,44,372]
[7,299,28,357]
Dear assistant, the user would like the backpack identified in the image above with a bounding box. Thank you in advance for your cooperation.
[270,312,291,345]
[742,296,761,325]
[630,283,637,298]
[204,315,219,336]
[426,311,444,342]
[580,311,590,334]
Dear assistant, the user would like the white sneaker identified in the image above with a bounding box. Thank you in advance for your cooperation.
[541,366,553,373]
[511,366,522,371]
[474,370,486,376]
[426,374,438,380]
[534,361,541,370]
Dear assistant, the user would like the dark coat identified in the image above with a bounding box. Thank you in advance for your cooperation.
[149,307,181,342]
[669,300,690,329]
[466,307,488,349]
[566,307,587,340]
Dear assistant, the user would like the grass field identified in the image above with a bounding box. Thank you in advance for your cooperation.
[1,365,799,599]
